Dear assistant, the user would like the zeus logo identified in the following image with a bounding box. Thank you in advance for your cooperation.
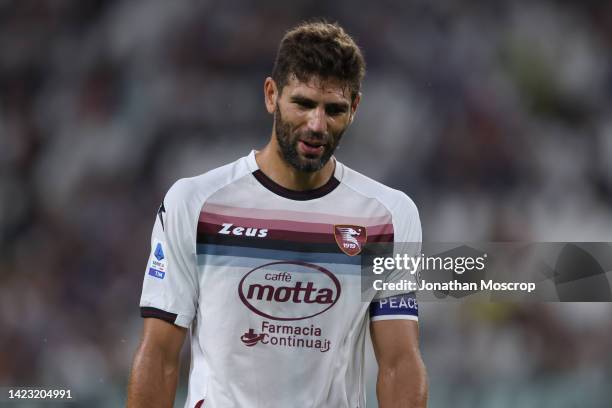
[218,223,268,237]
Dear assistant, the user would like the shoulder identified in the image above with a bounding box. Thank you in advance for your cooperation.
[164,154,253,207]
[339,162,419,218]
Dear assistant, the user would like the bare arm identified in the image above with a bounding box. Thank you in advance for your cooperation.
[127,318,187,408]
[371,319,428,408]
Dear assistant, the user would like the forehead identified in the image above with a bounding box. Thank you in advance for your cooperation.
[281,75,351,103]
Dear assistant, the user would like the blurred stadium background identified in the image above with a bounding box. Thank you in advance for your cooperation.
[1,0,612,406]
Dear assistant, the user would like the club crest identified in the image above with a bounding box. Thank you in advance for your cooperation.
[334,225,367,256]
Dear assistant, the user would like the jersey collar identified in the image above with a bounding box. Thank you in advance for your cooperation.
[246,150,342,201]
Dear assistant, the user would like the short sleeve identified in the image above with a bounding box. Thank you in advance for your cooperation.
[139,179,199,328]
[370,192,422,321]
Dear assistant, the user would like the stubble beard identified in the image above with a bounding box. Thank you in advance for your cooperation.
[274,106,344,173]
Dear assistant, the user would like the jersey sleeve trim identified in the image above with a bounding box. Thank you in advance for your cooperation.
[140,302,194,328]
[140,306,193,328]
[140,306,177,324]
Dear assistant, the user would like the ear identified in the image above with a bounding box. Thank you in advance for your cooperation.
[264,77,278,114]
[348,92,361,125]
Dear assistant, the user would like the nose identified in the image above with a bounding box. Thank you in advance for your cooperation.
[306,106,327,135]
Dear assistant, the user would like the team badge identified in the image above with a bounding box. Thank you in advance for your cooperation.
[334,225,367,256]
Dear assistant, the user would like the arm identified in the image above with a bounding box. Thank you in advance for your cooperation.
[371,319,428,408]
[127,318,187,408]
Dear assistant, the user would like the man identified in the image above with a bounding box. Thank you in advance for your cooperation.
[128,21,427,408]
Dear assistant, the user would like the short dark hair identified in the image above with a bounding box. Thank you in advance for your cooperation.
[271,20,366,101]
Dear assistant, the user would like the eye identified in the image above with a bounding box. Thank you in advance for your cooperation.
[326,105,348,116]
[294,100,316,109]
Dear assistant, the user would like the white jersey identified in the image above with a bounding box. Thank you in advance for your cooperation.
[140,151,421,408]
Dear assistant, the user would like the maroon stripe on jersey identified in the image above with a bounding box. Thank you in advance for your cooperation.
[198,221,394,244]
[199,211,394,236]
[203,203,393,225]
[368,233,394,243]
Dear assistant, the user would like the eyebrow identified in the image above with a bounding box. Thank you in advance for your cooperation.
[290,95,350,111]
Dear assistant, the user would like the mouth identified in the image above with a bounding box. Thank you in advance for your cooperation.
[298,139,325,156]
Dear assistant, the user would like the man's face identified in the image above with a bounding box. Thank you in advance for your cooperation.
[273,76,357,173]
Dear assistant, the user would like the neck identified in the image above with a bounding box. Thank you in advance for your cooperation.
[255,138,335,191]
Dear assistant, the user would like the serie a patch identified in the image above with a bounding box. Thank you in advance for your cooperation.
[148,240,167,279]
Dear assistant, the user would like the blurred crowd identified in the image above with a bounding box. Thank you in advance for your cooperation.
[1,0,611,406]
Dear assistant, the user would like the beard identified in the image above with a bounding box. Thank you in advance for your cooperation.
[274,106,345,173]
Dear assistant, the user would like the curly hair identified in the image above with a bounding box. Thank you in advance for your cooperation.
[271,20,366,101]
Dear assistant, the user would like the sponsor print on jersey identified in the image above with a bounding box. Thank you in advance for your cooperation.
[240,328,267,346]
[148,240,167,279]
[236,261,338,352]
[238,261,341,321]
[369,293,419,321]
[239,321,331,353]
[334,225,367,256]
[217,222,268,237]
